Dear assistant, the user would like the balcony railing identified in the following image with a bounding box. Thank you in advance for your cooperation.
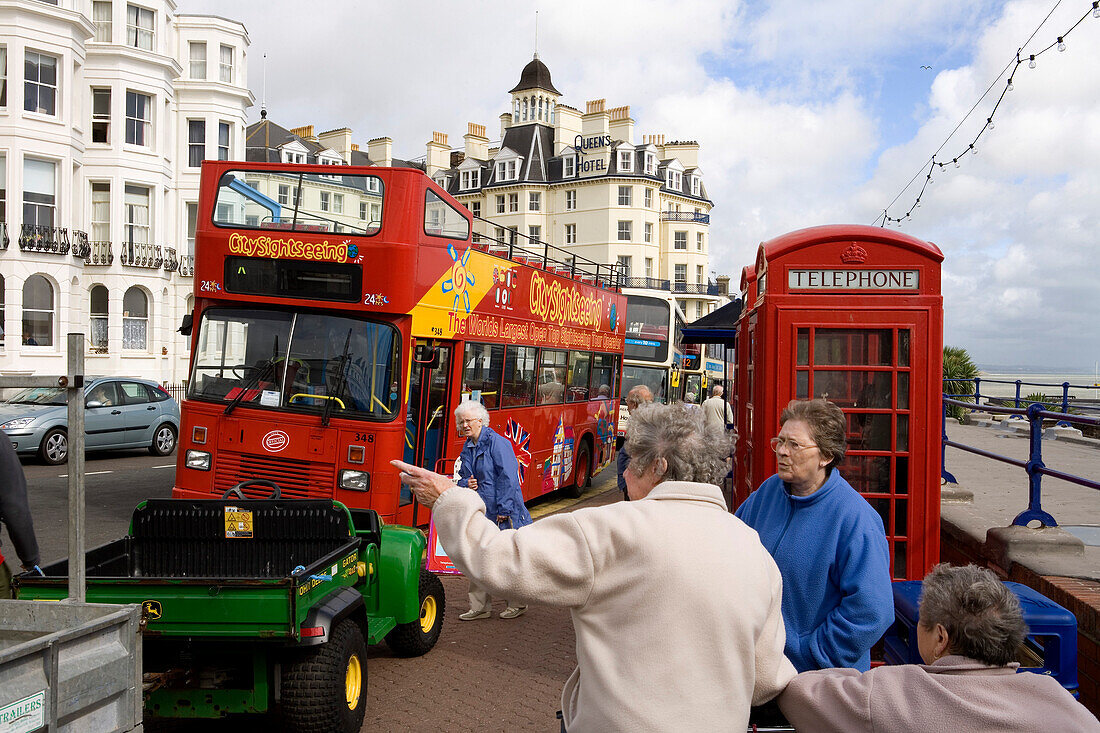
[71,230,90,259]
[86,241,114,266]
[661,211,710,224]
[178,254,195,277]
[672,281,721,295]
[621,277,671,291]
[120,242,163,269]
[0,222,8,250]
[163,246,179,273]
[19,225,71,255]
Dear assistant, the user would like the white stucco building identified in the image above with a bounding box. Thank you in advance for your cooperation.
[0,0,252,385]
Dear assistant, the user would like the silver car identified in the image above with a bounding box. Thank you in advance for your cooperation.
[0,377,180,464]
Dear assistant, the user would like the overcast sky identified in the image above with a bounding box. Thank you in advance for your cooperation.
[183,0,1100,372]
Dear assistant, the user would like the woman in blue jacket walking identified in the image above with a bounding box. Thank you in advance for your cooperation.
[736,398,893,672]
[453,400,532,620]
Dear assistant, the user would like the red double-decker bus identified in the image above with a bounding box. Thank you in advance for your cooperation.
[173,161,626,526]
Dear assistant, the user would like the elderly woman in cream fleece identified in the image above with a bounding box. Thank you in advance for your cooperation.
[394,403,795,732]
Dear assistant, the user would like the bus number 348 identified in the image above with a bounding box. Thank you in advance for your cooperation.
[354,433,375,443]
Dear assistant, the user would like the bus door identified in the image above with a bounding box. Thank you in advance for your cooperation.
[400,339,453,525]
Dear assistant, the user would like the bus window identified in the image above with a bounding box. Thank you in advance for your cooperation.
[502,345,537,407]
[424,189,471,240]
[623,295,671,362]
[463,342,504,409]
[621,364,668,403]
[187,307,400,420]
[683,374,703,403]
[567,351,591,402]
[212,169,383,236]
[591,353,618,400]
[537,350,567,405]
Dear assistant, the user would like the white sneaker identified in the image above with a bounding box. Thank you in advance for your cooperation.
[459,608,491,621]
[500,605,527,619]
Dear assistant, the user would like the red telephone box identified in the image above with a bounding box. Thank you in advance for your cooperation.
[733,225,944,580]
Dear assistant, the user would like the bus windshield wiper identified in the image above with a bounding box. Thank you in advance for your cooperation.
[321,329,352,427]
[224,358,276,415]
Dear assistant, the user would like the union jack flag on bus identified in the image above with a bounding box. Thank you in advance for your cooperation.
[505,417,532,485]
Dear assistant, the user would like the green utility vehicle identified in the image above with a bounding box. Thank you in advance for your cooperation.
[15,486,445,732]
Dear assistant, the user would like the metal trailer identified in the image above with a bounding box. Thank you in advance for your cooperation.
[0,334,144,732]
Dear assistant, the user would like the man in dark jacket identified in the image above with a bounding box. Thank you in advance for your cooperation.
[0,432,40,597]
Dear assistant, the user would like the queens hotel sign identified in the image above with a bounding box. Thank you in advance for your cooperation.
[574,133,611,173]
[788,269,920,290]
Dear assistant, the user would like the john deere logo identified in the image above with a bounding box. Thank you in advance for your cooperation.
[142,600,163,621]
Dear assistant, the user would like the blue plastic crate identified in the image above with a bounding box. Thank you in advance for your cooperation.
[885,580,1078,695]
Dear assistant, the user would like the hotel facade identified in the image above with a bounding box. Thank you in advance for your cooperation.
[0,0,252,385]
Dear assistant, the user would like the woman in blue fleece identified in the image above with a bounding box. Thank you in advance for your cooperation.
[736,399,893,672]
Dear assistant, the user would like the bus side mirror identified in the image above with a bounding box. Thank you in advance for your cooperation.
[414,344,440,369]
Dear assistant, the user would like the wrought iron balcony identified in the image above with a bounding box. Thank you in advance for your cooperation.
[178,254,195,277]
[163,247,179,273]
[19,225,71,255]
[0,222,8,251]
[671,281,721,296]
[621,277,671,291]
[71,230,90,259]
[661,211,710,224]
[120,242,163,269]
[87,241,114,266]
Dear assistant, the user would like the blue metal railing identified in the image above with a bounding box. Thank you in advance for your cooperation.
[941,396,1100,528]
[944,377,1100,415]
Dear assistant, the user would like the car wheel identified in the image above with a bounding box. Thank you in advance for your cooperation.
[150,423,178,456]
[384,569,446,657]
[281,618,367,733]
[39,428,68,465]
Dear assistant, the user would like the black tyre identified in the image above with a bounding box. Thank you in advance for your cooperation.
[39,427,68,465]
[384,570,445,658]
[562,440,591,498]
[149,423,177,456]
[281,618,367,733]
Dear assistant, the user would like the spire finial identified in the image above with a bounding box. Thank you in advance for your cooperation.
[261,53,267,119]
[534,10,538,59]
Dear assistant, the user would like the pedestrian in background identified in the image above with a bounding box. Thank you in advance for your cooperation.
[616,384,653,500]
[393,402,795,732]
[452,400,532,620]
[736,398,893,672]
[703,384,735,436]
[0,432,41,597]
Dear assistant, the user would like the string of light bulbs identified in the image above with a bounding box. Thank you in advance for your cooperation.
[875,0,1099,227]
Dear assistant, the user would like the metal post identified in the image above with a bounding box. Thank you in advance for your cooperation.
[973,377,982,410]
[1061,382,1070,414]
[1015,380,1022,409]
[940,399,957,484]
[66,333,86,602]
[1012,402,1057,527]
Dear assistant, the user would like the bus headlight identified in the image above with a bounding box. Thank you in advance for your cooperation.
[339,470,370,492]
[185,450,211,471]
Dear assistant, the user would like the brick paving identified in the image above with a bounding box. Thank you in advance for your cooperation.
[363,472,621,732]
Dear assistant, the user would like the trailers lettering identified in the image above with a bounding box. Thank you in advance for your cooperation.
[529,272,605,329]
[228,232,350,262]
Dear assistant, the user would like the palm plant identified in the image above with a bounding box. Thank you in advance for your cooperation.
[943,346,980,420]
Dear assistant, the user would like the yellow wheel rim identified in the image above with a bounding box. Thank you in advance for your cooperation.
[419,595,438,634]
[345,653,362,710]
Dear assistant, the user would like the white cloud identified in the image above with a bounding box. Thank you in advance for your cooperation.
[180,0,1100,369]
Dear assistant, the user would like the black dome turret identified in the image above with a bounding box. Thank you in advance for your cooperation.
[509,54,561,95]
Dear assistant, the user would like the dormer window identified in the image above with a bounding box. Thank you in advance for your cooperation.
[461,169,481,190]
[618,150,634,173]
[281,150,306,164]
[690,175,700,197]
[496,159,518,182]
[666,170,682,190]
[645,153,657,176]
[434,175,449,189]
[563,154,576,178]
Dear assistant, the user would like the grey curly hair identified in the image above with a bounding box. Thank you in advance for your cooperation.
[624,402,730,485]
[918,563,1027,667]
[454,400,490,424]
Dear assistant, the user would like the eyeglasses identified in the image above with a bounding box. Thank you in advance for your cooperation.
[456,418,482,425]
[769,437,818,453]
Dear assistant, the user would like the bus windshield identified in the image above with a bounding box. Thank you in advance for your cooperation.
[187,307,401,420]
[624,295,671,362]
[621,364,668,403]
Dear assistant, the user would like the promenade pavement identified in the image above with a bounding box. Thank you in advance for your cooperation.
[942,419,1100,580]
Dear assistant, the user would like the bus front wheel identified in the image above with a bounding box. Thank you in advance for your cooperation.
[564,440,591,498]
